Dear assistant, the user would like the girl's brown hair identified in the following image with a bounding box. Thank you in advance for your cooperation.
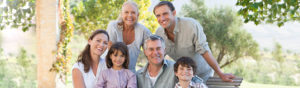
[77,29,109,73]
[106,42,129,69]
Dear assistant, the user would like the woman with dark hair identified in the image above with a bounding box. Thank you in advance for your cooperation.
[72,29,110,88]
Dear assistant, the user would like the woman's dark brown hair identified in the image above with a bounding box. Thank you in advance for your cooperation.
[106,42,129,69]
[174,57,197,74]
[77,29,109,73]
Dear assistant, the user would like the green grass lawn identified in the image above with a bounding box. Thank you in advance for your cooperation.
[241,81,299,88]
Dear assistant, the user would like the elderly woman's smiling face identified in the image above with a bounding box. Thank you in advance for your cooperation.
[121,3,139,26]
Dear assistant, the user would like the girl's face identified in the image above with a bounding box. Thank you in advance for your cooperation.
[88,33,108,56]
[110,50,126,70]
[175,65,194,81]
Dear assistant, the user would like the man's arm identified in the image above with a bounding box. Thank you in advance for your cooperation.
[202,51,235,82]
[192,18,235,82]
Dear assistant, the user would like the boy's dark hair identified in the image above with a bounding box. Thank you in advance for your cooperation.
[153,1,175,14]
[106,42,129,69]
[174,57,197,74]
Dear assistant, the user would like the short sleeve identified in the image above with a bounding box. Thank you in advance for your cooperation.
[107,21,118,43]
[72,62,84,74]
[193,21,210,54]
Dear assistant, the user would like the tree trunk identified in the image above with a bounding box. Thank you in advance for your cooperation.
[220,58,239,68]
[217,47,225,64]
[36,0,57,87]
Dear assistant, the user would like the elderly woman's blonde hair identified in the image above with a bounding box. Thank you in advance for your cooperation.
[117,1,139,27]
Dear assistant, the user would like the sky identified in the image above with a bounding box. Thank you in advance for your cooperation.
[157,0,300,53]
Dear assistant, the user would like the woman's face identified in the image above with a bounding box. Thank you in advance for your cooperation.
[121,4,138,26]
[110,50,125,70]
[88,33,108,56]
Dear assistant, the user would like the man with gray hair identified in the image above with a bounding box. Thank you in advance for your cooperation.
[136,35,176,88]
[136,35,203,88]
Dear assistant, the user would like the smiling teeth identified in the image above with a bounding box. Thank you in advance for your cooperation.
[97,48,102,51]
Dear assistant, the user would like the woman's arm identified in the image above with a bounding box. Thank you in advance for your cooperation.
[72,68,85,88]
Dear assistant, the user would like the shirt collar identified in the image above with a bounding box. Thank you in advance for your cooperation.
[162,17,179,34]
[140,59,168,74]
[175,81,196,88]
[173,17,179,33]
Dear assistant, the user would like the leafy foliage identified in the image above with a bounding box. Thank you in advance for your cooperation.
[49,0,74,83]
[224,51,300,86]
[182,0,260,68]
[71,0,159,38]
[0,0,35,31]
[236,0,300,27]
[0,48,37,88]
[272,42,284,62]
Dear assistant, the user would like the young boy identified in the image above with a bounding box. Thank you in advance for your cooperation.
[174,57,207,88]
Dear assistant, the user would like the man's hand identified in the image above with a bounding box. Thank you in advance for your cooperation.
[219,73,235,82]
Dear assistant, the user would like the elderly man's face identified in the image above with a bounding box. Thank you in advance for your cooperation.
[144,40,165,66]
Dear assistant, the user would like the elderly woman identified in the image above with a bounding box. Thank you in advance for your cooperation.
[107,1,151,72]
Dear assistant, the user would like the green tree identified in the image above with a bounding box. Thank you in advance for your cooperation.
[0,48,37,88]
[182,0,260,68]
[71,0,161,37]
[236,0,300,27]
[272,42,284,62]
[0,0,35,31]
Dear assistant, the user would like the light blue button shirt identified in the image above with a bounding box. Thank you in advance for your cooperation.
[136,59,176,88]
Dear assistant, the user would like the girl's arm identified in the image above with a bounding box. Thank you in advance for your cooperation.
[72,68,85,88]
[127,73,137,88]
[95,71,106,88]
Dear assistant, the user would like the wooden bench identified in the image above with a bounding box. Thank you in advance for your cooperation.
[206,77,243,88]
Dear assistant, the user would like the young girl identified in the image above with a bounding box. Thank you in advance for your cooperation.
[95,42,137,88]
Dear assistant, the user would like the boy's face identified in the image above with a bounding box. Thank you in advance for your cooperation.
[175,65,194,81]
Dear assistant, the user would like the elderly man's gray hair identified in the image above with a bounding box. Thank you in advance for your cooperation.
[143,35,165,50]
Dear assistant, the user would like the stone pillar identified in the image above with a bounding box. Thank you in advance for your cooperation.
[36,0,58,87]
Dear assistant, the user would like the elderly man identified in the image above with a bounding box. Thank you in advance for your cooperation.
[136,35,203,88]
[153,1,235,82]
[136,35,176,88]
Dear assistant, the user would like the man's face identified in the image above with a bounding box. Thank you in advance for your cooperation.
[144,40,165,66]
[154,5,176,29]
